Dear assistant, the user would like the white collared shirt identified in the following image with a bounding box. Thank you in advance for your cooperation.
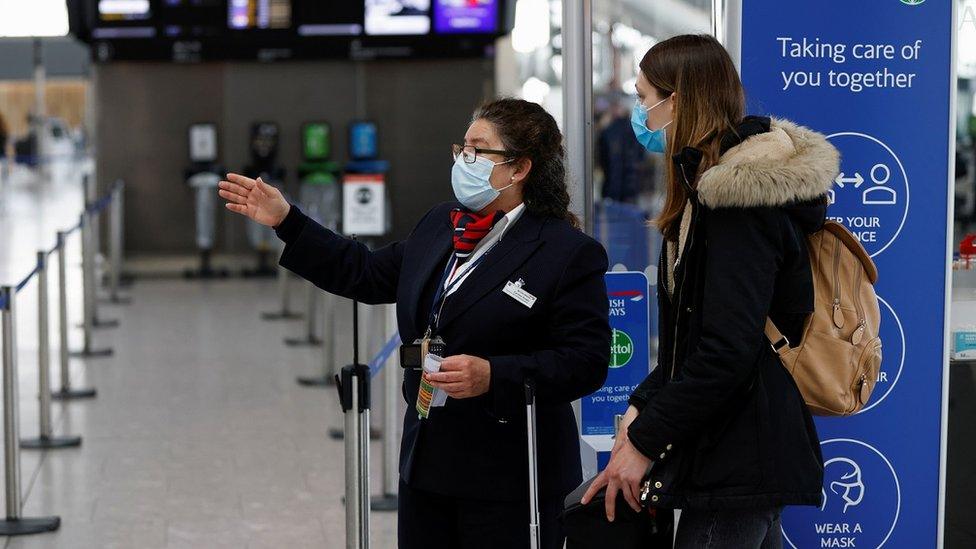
[443,203,526,296]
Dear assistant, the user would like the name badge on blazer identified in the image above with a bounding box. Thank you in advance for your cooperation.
[503,278,537,309]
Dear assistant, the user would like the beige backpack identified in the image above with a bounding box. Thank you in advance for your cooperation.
[765,221,883,416]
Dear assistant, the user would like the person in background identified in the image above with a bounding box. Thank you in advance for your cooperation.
[597,93,647,204]
[219,98,611,549]
[584,34,832,548]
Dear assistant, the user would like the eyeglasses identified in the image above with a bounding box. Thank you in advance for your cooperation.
[452,143,513,164]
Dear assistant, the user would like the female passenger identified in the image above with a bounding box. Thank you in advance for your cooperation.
[584,34,834,548]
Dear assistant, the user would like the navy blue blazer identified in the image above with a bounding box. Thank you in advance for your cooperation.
[275,201,610,501]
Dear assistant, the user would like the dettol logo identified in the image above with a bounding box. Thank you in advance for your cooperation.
[609,329,634,368]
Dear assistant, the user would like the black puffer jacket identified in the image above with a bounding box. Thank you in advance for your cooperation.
[627,116,839,510]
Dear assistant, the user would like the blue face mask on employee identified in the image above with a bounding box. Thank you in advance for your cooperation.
[451,153,515,212]
[631,96,673,153]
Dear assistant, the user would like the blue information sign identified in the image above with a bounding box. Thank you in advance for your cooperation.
[738,1,954,547]
[581,271,651,437]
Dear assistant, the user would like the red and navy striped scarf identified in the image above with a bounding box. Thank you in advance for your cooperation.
[449,208,505,264]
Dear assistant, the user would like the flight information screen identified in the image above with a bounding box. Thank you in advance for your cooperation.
[77,0,508,61]
[434,0,497,34]
[98,0,152,21]
[228,0,291,30]
[293,1,362,36]
[364,0,431,36]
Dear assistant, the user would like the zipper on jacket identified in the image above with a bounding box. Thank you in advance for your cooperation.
[669,163,698,381]
[831,235,844,330]
[669,224,693,381]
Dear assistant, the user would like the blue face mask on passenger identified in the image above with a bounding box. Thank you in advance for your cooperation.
[631,97,673,153]
[451,153,515,212]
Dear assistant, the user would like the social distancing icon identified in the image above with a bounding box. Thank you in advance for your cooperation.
[825,133,910,257]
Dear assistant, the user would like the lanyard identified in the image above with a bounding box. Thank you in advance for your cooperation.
[426,240,500,336]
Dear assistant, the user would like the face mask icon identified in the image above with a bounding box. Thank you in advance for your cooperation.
[822,457,865,514]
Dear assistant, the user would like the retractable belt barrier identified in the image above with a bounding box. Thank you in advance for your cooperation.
[0,178,125,536]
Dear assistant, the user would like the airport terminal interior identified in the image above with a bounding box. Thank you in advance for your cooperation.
[0,0,976,547]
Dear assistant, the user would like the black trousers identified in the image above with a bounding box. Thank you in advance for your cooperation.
[397,480,565,549]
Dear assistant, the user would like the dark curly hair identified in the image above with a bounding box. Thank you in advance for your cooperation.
[473,98,579,228]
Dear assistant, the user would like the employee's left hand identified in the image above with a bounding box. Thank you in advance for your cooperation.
[581,438,653,522]
[426,355,491,399]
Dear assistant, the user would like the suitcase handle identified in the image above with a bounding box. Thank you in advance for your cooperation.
[526,380,540,549]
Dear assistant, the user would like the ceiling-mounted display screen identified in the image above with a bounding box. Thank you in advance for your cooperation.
[72,0,512,61]
[294,1,362,36]
[434,0,497,34]
[156,0,225,38]
[98,0,151,21]
[228,0,291,30]
[364,0,430,36]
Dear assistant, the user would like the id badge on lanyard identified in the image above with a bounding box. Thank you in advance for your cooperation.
[416,335,446,419]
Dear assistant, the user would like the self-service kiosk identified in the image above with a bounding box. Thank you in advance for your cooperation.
[343,121,390,238]
[298,122,342,231]
[184,123,228,278]
[242,122,286,277]
[290,123,344,370]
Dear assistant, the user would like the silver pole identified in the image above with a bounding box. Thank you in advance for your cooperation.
[86,177,101,284]
[382,305,398,500]
[81,211,94,353]
[321,292,334,375]
[262,263,301,320]
[344,375,362,549]
[526,384,540,549]
[359,403,371,549]
[563,0,594,235]
[306,284,318,341]
[72,210,113,358]
[285,282,321,346]
[22,252,82,450]
[1,286,23,520]
[57,232,70,390]
[712,0,727,46]
[36,252,52,439]
[54,231,97,399]
[563,0,593,442]
[109,180,123,302]
[278,266,291,314]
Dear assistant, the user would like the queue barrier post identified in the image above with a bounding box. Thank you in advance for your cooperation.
[106,180,131,305]
[297,291,336,387]
[21,252,81,450]
[71,212,113,358]
[0,286,61,535]
[337,296,370,549]
[284,281,322,347]
[370,303,399,511]
[79,175,118,330]
[52,231,97,400]
[262,264,302,320]
[526,380,541,549]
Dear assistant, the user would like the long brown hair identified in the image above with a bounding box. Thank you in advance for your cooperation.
[474,98,580,228]
[640,34,745,240]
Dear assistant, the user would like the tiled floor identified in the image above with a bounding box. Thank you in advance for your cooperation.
[1,164,401,548]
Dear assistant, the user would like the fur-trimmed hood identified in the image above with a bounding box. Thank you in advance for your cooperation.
[696,117,839,211]
[666,116,837,296]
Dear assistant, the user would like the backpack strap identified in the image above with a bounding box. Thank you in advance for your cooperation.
[765,318,791,356]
